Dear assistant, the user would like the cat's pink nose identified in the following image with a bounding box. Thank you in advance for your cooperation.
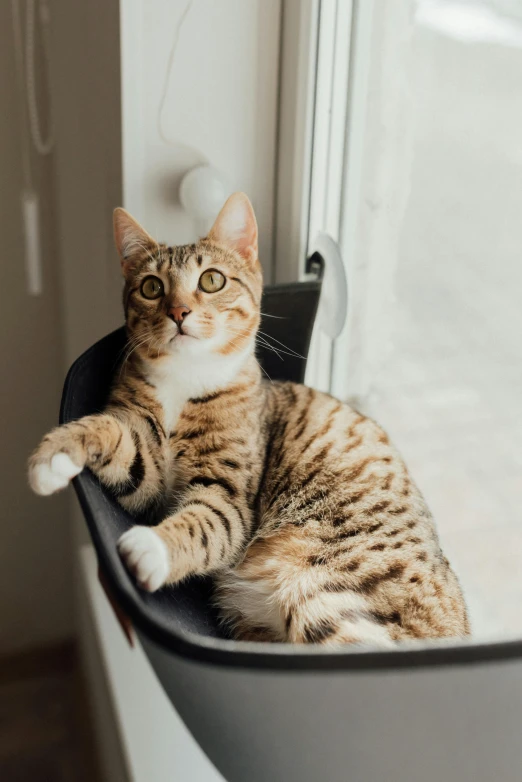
[168,305,191,326]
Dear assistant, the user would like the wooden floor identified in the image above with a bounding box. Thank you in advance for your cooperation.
[0,642,101,782]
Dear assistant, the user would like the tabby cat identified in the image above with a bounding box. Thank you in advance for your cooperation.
[29,193,469,646]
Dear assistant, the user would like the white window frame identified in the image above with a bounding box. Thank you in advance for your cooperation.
[275,0,413,400]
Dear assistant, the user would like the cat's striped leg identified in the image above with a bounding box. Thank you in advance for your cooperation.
[215,525,396,648]
[118,485,250,592]
[28,412,166,512]
[285,589,395,647]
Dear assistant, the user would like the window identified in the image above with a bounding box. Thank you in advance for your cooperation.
[277,0,522,640]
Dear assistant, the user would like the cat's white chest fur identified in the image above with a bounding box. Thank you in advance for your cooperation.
[144,347,251,433]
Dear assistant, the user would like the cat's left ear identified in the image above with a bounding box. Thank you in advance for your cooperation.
[113,208,157,275]
[208,192,259,267]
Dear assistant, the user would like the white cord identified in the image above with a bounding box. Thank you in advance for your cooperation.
[157,0,200,152]
[11,0,32,189]
[25,0,54,155]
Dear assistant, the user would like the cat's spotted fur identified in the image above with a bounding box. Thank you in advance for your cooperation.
[29,193,469,646]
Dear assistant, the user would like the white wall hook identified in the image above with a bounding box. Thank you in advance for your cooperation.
[179,165,232,236]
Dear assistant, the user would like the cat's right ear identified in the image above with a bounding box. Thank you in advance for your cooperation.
[113,208,156,276]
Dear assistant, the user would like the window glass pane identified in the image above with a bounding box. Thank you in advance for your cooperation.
[362,0,522,640]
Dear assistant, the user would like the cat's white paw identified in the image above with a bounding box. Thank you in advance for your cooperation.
[29,452,82,496]
[117,526,169,592]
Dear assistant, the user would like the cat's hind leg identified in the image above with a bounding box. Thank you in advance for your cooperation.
[217,525,395,648]
[284,589,394,647]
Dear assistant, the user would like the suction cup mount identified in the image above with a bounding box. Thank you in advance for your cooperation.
[306,232,348,340]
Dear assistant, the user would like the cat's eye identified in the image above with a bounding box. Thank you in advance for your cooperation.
[140,276,164,300]
[199,269,226,293]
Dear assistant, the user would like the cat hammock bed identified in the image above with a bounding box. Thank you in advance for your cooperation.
[62,281,522,782]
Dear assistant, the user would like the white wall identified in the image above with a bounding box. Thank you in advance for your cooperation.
[0,0,73,654]
[49,0,124,364]
[0,0,126,657]
[122,0,281,279]
[48,0,124,566]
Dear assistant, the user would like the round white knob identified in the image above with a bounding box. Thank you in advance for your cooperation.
[179,165,231,235]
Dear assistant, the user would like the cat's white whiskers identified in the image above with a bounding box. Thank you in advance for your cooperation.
[119,334,155,379]
[223,334,247,354]
[223,325,286,362]
[223,323,303,361]
[255,338,284,361]
[257,330,305,360]
[258,363,273,383]
[259,311,286,320]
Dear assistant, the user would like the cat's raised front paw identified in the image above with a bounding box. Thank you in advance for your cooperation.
[29,452,82,496]
[117,526,169,592]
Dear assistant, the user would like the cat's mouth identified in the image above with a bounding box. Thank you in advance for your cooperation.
[165,318,204,348]
[168,330,198,344]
